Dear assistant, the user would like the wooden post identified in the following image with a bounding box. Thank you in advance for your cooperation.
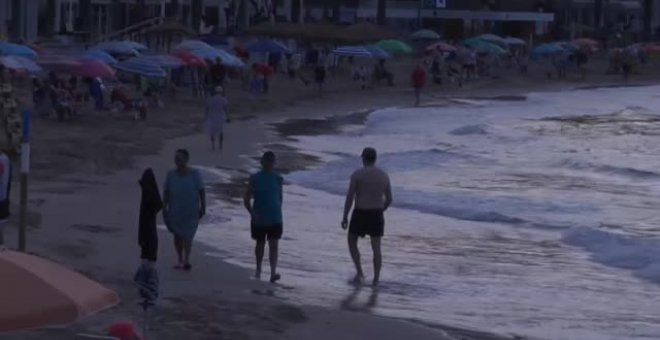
[17,109,30,252]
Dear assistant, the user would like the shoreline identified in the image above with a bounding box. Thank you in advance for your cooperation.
[4,68,660,339]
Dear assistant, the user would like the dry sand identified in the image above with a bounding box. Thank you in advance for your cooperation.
[1,56,659,340]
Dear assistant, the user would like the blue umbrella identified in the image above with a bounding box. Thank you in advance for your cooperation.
[120,40,148,51]
[0,56,42,73]
[136,55,184,69]
[504,37,527,46]
[366,45,390,59]
[532,42,567,56]
[188,48,245,68]
[81,50,118,65]
[0,42,37,58]
[114,58,167,77]
[92,41,140,56]
[332,46,378,58]
[245,40,290,54]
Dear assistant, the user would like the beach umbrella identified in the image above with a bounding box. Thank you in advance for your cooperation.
[91,41,140,56]
[366,45,391,59]
[0,248,119,332]
[411,29,441,41]
[0,42,37,58]
[463,39,506,55]
[477,34,508,46]
[426,41,457,53]
[71,59,116,79]
[81,50,118,65]
[375,39,413,55]
[245,39,290,54]
[175,40,214,51]
[120,40,148,51]
[332,45,387,58]
[186,48,245,68]
[532,42,566,56]
[572,38,600,51]
[504,37,527,46]
[114,58,167,77]
[0,56,42,74]
[136,55,184,69]
[172,50,207,67]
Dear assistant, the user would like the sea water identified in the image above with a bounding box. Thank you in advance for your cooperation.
[199,86,660,340]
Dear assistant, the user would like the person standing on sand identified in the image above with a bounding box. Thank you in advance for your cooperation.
[163,149,206,271]
[243,151,284,283]
[205,86,228,151]
[411,64,426,107]
[138,168,162,264]
[342,148,392,286]
[0,152,10,245]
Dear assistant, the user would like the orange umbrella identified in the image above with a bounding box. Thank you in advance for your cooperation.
[0,249,119,332]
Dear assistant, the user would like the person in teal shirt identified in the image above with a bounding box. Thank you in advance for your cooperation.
[163,149,206,271]
[244,151,283,283]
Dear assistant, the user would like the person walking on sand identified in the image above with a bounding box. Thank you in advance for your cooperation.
[243,151,284,283]
[342,148,392,286]
[411,64,426,106]
[163,149,206,271]
[205,86,228,151]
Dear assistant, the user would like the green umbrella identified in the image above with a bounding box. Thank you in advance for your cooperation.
[375,39,413,55]
[463,38,506,55]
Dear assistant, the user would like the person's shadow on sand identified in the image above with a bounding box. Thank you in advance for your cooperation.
[340,286,379,312]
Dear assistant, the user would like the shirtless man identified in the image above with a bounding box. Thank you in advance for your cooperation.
[342,148,392,286]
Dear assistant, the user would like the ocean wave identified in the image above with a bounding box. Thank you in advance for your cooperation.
[559,159,660,180]
[562,227,660,284]
[449,124,490,136]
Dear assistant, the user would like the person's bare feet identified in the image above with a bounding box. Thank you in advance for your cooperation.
[350,273,365,286]
[372,278,379,287]
[255,269,262,279]
[270,273,281,283]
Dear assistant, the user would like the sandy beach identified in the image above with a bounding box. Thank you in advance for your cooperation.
[2,56,659,340]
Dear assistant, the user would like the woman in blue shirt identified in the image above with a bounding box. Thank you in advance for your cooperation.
[163,149,206,271]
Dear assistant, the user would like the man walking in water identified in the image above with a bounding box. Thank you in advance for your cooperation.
[244,151,284,283]
[342,148,392,286]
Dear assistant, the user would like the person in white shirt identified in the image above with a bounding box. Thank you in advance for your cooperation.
[342,148,392,286]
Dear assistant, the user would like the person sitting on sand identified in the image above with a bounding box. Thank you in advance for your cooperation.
[243,151,284,283]
[205,86,228,151]
[342,148,392,286]
[163,149,206,271]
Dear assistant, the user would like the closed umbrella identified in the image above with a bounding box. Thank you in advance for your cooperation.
[426,41,457,53]
[0,248,119,332]
[375,39,413,55]
[0,42,37,58]
[0,56,42,74]
[114,58,167,77]
[81,50,118,65]
[411,29,441,41]
[245,40,290,54]
[71,59,116,79]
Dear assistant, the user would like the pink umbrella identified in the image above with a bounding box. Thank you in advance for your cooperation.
[0,249,119,332]
[426,41,457,53]
[72,59,116,79]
